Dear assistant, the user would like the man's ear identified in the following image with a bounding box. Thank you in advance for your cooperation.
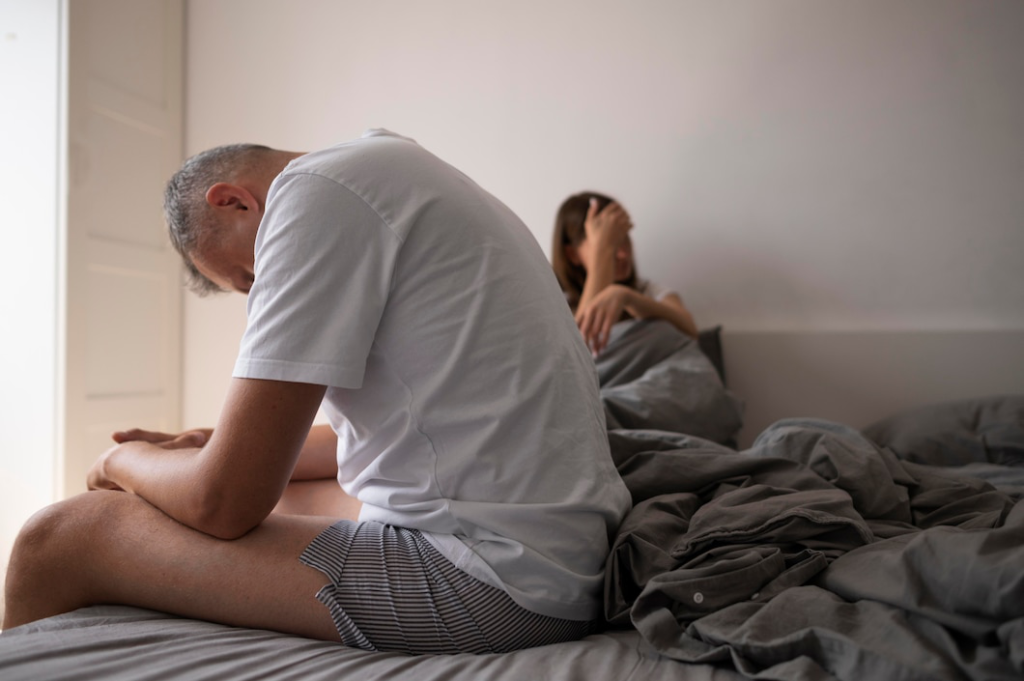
[205,183,252,211]
[564,244,582,266]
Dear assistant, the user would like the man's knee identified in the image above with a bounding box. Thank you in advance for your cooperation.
[9,492,126,578]
[4,492,127,628]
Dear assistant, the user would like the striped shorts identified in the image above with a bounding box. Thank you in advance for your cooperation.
[299,521,596,655]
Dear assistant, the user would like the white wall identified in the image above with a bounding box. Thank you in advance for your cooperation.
[0,0,61,622]
[182,1,1024,435]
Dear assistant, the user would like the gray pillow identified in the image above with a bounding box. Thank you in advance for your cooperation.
[697,325,726,385]
[861,395,1024,467]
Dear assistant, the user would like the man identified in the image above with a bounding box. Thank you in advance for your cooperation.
[3,130,631,654]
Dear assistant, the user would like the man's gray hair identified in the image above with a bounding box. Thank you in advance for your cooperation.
[163,143,273,295]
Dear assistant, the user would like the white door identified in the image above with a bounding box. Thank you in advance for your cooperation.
[62,0,183,496]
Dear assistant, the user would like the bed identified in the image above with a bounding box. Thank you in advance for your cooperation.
[2,320,1022,681]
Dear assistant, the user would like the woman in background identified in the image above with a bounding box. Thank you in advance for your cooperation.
[552,191,698,355]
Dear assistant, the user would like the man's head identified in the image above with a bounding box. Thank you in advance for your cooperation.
[163,143,278,295]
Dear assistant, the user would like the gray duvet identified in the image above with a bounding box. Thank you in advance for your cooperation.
[2,319,1021,681]
[598,321,1024,680]
[607,410,1024,680]
[596,319,743,445]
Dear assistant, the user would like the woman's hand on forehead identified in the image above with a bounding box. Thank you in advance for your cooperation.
[584,200,633,250]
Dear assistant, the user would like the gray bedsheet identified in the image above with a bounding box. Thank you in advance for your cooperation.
[606,401,1024,681]
[0,606,742,681]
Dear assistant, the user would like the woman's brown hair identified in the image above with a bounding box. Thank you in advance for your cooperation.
[551,191,637,309]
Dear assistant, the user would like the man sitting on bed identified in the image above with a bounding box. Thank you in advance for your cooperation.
[3,129,632,654]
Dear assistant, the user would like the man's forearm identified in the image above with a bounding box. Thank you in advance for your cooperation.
[93,378,326,539]
[95,441,212,527]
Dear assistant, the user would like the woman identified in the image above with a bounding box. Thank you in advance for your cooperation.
[552,191,698,355]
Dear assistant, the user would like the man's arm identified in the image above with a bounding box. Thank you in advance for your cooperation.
[113,423,338,481]
[291,424,339,480]
[90,378,326,539]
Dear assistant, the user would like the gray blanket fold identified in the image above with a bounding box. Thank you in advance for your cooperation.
[862,395,1024,467]
[595,319,744,445]
[607,412,1024,681]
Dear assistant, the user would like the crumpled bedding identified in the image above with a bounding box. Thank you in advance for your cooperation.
[3,312,1020,681]
[595,319,744,445]
[604,400,1024,681]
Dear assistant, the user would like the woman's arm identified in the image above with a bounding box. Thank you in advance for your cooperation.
[625,291,698,339]
[575,200,632,313]
[577,286,698,355]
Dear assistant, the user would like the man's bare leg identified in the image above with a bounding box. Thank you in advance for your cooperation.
[275,479,362,519]
[3,490,344,640]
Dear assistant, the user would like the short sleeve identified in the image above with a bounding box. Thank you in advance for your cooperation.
[641,280,677,302]
[233,172,401,389]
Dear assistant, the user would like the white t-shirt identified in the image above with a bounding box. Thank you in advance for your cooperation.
[639,280,677,302]
[234,130,631,621]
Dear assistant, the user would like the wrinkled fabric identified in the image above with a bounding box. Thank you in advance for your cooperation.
[596,319,744,445]
[607,415,1024,681]
[863,395,1024,467]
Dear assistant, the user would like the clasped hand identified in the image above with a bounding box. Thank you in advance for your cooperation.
[86,428,212,491]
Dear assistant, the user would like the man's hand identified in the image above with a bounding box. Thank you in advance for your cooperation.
[86,444,125,491]
[87,379,326,540]
[87,437,203,492]
[112,428,212,448]
[89,429,211,492]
